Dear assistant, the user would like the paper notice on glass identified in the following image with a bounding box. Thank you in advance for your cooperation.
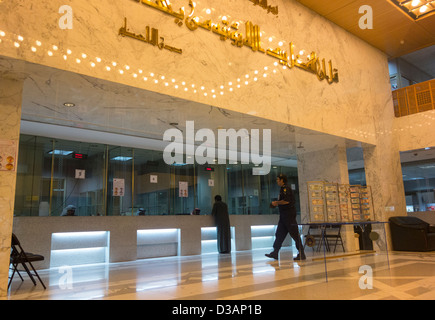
[179,181,188,198]
[113,178,125,196]
[0,140,18,172]
[75,169,85,179]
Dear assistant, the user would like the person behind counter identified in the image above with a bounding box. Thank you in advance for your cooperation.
[61,205,76,216]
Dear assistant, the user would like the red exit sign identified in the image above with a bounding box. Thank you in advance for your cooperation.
[72,153,88,160]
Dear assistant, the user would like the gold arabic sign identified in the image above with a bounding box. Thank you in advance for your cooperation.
[119,18,183,54]
[249,0,278,15]
[127,0,339,84]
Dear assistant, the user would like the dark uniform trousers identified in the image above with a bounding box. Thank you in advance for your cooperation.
[273,184,304,253]
[273,211,304,253]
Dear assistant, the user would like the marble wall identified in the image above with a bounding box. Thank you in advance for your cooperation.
[0,78,23,299]
[394,110,435,151]
[0,0,390,144]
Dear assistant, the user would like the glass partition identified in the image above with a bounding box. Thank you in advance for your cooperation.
[14,134,302,216]
[401,148,435,212]
[133,149,169,215]
[107,146,133,216]
[14,135,52,216]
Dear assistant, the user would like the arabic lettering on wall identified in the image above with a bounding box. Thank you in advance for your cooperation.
[119,18,183,54]
[126,0,339,84]
[249,0,278,16]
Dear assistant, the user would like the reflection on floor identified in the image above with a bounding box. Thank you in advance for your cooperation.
[7,248,435,300]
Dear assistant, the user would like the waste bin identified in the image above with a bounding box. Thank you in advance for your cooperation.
[354,223,373,250]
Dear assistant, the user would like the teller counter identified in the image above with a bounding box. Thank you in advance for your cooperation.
[12,214,283,269]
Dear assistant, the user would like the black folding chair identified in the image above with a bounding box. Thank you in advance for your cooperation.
[324,225,345,253]
[8,233,46,289]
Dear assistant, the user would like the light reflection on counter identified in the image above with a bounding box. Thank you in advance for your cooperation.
[137,228,180,259]
[251,225,276,250]
[201,227,236,255]
[50,231,110,268]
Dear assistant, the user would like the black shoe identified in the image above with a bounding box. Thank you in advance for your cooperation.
[265,252,278,260]
[293,252,306,261]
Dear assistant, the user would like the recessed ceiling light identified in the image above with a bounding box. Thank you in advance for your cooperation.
[48,150,74,156]
[111,156,132,161]
[390,0,435,20]
[63,102,75,107]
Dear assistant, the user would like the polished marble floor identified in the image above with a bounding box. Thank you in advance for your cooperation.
[7,248,435,300]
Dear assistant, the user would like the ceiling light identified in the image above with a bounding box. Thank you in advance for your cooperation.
[389,0,435,20]
[420,4,428,12]
[111,156,132,161]
[48,150,74,156]
[172,163,187,166]
[63,102,75,107]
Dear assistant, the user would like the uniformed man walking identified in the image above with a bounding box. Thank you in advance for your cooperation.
[266,174,306,261]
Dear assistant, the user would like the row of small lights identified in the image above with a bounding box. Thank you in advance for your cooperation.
[5,30,431,141]
[0,29,304,101]
[341,111,435,138]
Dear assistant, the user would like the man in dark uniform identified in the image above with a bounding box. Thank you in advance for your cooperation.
[266,174,306,261]
[212,195,231,254]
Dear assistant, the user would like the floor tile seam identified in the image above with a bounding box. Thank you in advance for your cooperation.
[131,269,320,300]
[351,274,435,300]
[161,269,338,300]
[214,280,322,300]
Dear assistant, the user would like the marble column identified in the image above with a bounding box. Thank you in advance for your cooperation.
[0,77,23,299]
[363,140,406,250]
[296,132,355,252]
